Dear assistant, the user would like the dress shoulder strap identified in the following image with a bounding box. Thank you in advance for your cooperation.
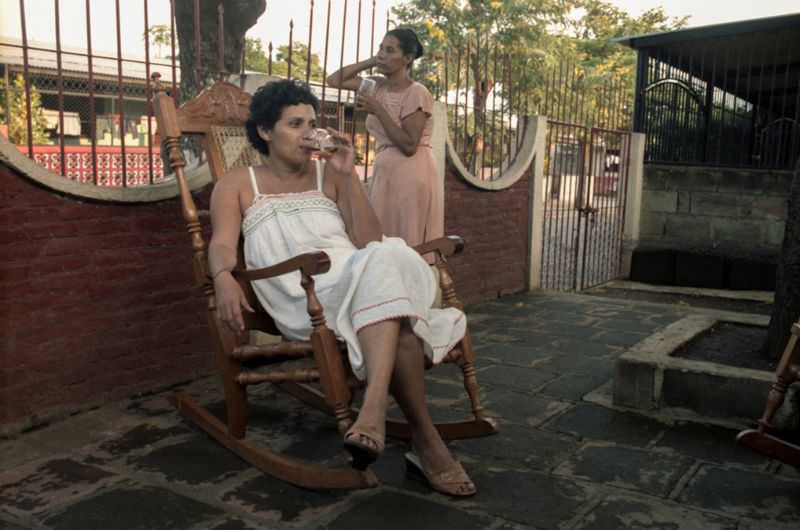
[314,159,324,192]
[247,166,261,197]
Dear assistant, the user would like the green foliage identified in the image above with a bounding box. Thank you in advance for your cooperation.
[393,0,687,120]
[145,24,176,59]
[2,74,49,145]
[392,0,686,169]
[270,42,325,82]
[243,37,269,73]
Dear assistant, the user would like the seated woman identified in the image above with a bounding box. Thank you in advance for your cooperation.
[207,79,475,497]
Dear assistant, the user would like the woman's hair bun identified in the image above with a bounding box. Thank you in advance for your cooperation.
[386,28,424,60]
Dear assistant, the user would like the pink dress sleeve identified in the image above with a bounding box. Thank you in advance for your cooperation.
[399,83,433,120]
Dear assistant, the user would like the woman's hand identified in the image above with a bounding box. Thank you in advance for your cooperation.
[214,272,254,333]
[356,92,381,115]
[318,128,356,176]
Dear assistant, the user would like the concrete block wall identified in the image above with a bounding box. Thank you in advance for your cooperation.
[629,164,794,289]
[0,162,215,430]
[444,162,531,304]
[639,164,792,254]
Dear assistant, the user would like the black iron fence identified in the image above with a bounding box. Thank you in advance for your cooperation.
[632,22,800,169]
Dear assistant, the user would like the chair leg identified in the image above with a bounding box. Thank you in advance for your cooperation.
[737,328,800,466]
[455,330,487,421]
[214,324,249,439]
[311,328,355,436]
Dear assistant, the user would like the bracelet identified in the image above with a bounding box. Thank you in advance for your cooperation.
[212,269,232,280]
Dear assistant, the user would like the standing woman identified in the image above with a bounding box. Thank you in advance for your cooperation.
[328,28,442,248]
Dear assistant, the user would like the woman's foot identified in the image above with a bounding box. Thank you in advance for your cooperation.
[404,450,476,497]
[343,428,385,470]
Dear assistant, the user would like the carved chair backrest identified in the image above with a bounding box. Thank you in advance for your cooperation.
[151,73,278,335]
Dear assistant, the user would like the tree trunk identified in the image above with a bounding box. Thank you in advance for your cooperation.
[174,0,266,102]
[765,157,800,360]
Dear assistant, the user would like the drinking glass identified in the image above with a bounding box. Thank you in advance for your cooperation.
[305,128,343,159]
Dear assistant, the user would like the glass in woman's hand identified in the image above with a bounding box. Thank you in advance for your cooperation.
[305,128,344,159]
[358,78,376,96]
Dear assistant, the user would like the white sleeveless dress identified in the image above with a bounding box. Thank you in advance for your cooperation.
[242,165,466,380]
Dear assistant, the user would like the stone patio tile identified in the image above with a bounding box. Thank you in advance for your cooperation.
[534,354,617,379]
[326,491,494,530]
[39,484,224,530]
[577,308,654,321]
[515,320,603,340]
[648,313,685,326]
[483,388,572,426]
[280,420,358,464]
[539,373,615,402]
[593,317,666,335]
[517,299,605,314]
[450,422,578,471]
[544,403,666,446]
[588,329,651,349]
[93,423,191,459]
[200,515,267,530]
[127,437,251,485]
[737,517,800,530]
[539,336,621,357]
[678,464,800,523]
[474,343,556,366]
[653,422,771,468]
[553,442,694,497]
[222,472,350,526]
[469,467,597,529]
[537,310,599,325]
[474,364,561,391]
[0,458,119,515]
[0,512,31,530]
[575,492,736,529]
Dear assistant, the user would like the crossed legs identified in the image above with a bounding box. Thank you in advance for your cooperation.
[347,317,475,495]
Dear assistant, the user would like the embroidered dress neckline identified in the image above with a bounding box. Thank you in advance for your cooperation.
[244,189,331,220]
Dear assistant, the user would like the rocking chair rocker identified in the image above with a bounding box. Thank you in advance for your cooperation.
[150,73,498,490]
[736,320,800,467]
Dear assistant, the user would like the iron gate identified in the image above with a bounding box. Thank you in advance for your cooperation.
[540,121,632,291]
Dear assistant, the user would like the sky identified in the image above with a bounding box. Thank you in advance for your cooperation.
[605,0,797,28]
[0,0,797,71]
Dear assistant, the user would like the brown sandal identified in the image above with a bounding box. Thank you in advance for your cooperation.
[404,451,476,497]
[343,430,384,470]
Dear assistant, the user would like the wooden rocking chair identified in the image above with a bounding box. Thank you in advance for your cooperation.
[150,73,498,490]
[736,320,800,467]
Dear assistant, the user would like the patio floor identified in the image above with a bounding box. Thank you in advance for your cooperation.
[1,289,798,529]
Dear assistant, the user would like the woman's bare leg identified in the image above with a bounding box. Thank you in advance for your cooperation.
[389,321,475,493]
[348,318,401,449]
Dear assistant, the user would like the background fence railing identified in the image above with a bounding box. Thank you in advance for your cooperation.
[633,28,800,170]
[1,0,634,188]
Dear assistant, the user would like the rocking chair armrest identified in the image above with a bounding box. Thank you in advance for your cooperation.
[233,251,332,282]
[413,235,465,259]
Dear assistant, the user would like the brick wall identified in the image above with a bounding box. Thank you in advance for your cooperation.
[444,162,531,304]
[0,161,215,429]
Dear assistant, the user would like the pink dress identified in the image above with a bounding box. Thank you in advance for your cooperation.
[366,80,443,248]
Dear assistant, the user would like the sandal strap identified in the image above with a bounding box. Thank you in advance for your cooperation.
[344,430,385,453]
[427,462,472,485]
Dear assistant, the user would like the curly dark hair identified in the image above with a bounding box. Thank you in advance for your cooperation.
[385,28,424,61]
[245,79,319,156]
